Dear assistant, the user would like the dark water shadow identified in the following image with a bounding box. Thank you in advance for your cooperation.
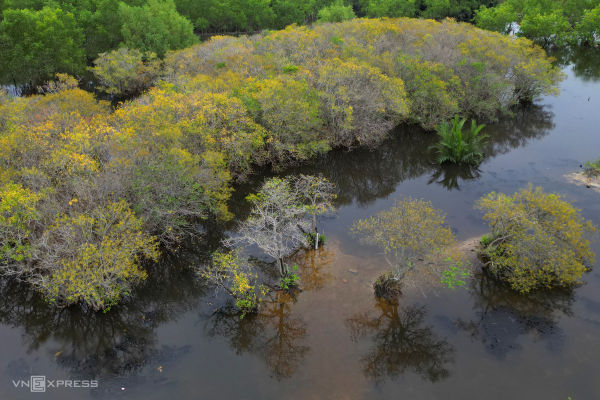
[0,245,210,390]
[345,299,454,383]
[204,291,309,380]
[456,272,573,359]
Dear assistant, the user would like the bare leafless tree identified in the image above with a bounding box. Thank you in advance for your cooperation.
[227,178,310,276]
[293,174,336,249]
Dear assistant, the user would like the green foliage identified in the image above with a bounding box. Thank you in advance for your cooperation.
[477,185,597,293]
[91,47,162,97]
[366,0,418,18]
[306,232,327,247]
[119,0,197,57]
[0,6,85,85]
[352,197,456,284]
[431,116,487,165]
[201,251,269,319]
[519,11,571,44]
[475,0,600,45]
[280,264,300,290]
[583,158,600,180]
[317,0,356,23]
[575,5,600,45]
[474,4,517,33]
[0,183,42,263]
[440,258,472,289]
[479,233,492,247]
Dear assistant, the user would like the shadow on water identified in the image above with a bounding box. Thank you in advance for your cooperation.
[0,245,210,389]
[456,272,573,359]
[204,291,309,380]
[345,299,454,383]
[289,103,554,203]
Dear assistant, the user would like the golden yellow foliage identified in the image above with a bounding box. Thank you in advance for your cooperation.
[477,185,597,292]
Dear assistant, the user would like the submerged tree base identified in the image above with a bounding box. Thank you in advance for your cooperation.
[374,272,403,302]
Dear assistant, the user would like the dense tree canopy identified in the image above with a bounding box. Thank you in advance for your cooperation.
[0,6,85,85]
[0,0,196,85]
[119,0,197,57]
[0,18,562,310]
[475,0,600,45]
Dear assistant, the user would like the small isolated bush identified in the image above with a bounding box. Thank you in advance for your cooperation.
[431,116,488,165]
[477,185,597,293]
[440,258,472,290]
[583,158,600,181]
[91,47,162,98]
[317,1,356,23]
[280,264,300,291]
[352,198,455,299]
[201,251,268,319]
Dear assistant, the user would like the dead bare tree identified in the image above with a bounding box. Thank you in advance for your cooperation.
[227,177,309,276]
[293,174,336,249]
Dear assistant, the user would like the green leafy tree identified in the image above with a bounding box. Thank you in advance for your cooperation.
[519,11,571,44]
[119,0,197,57]
[365,0,417,17]
[352,198,455,298]
[85,0,126,59]
[574,5,600,45]
[91,47,161,97]
[317,0,356,22]
[0,6,85,85]
[474,3,517,33]
[477,186,597,293]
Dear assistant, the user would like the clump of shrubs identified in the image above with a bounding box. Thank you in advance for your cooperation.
[91,47,162,98]
[352,198,455,300]
[201,251,269,319]
[477,185,597,293]
[583,158,600,181]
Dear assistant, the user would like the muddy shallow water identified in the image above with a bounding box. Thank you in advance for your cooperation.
[1,58,600,399]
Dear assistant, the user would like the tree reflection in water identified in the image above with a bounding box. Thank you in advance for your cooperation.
[345,299,454,382]
[456,272,573,359]
[549,46,600,82]
[292,247,334,291]
[206,291,308,380]
[0,257,204,383]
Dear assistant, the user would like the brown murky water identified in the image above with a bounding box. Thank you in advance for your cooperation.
[1,52,600,399]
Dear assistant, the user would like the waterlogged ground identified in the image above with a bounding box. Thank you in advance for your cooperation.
[1,57,600,399]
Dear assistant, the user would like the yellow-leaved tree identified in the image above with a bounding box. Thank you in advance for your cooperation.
[477,185,597,293]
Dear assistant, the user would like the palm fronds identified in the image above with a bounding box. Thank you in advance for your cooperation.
[430,116,488,165]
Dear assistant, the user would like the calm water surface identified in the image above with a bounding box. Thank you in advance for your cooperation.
[1,57,600,399]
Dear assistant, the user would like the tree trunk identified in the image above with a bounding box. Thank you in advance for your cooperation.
[314,227,319,250]
[278,258,287,276]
